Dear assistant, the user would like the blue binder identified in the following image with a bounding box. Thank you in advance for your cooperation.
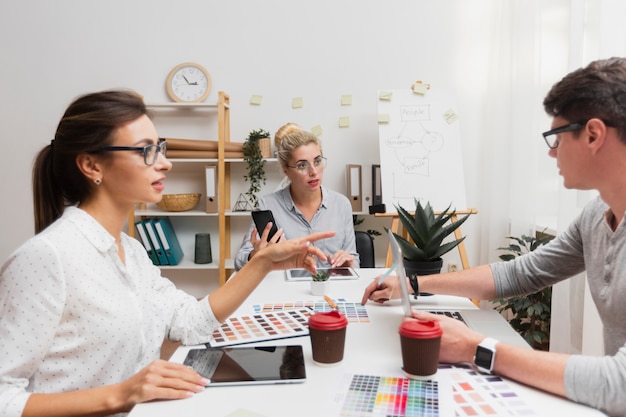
[154,217,184,265]
[135,220,159,265]
[144,219,169,265]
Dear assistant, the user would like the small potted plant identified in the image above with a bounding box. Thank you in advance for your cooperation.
[393,199,470,296]
[492,232,554,350]
[310,270,330,296]
[243,129,270,208]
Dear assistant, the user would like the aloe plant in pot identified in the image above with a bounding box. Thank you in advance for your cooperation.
[393,199,470,296]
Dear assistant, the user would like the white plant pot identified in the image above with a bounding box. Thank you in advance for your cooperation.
[310,280,329,296]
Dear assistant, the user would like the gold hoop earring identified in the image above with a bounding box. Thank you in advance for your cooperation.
[94,178,102,185]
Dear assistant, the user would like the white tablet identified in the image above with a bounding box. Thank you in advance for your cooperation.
[284,267,359,281]
[183,345,306,387]
[387,229,413,317]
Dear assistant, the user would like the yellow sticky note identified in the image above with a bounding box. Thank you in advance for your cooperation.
[412,83,429,95]
[443,109,459,124]
[250,95,263,105]
[341,95,352,106]
[339,117,350,128]
[378,113,390,124]
[292,97,303,109]
[378,91,392,101]
[311,125,323,136]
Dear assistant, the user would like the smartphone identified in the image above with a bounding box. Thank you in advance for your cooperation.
[251,210,280,242]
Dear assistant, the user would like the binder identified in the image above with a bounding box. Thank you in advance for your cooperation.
[346,164,362,212]
[144,219,169,265]
[154,217,184,265]
[135,220,158,265]
[372,164,382,205]
[205,164,218,213]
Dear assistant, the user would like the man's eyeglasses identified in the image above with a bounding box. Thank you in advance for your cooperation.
[286,156,327,175]
[99,141,167,166]
[542,121,587,149]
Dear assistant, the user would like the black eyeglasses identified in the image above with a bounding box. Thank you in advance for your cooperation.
[542,121,587,149]
[286,156,327,175]
[99,141,167,166]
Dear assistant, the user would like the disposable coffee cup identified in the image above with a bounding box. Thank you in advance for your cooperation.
[398,319,442,379]
[308,310,348,366]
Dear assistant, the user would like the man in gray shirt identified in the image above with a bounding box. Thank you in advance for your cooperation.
[363,57,626,416]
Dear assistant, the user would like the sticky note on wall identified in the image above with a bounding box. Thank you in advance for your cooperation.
[292,97,303,109]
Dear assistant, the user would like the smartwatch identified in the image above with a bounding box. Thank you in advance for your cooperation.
[474,337,499,374]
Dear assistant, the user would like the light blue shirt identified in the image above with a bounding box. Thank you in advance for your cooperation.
[234,186,359,270]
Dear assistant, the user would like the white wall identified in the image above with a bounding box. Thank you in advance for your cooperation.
[0,0,494,275]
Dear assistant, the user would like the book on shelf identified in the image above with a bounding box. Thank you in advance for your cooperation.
[154,217,184,265]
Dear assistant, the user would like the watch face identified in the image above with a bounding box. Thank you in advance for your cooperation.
[167,63,211,102]
[474,345,493,370]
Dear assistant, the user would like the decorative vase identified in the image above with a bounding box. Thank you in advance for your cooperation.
[258,137,271,158]
[402,258,443,297]
[194,233,213,264]
[310,280,329,296]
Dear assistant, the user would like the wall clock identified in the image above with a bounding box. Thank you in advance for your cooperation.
[165,62,212,103]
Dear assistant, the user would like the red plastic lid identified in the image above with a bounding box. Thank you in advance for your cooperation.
[398,320,442,339]
[308,310,348,330]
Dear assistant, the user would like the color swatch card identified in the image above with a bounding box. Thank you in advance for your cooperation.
[323,373,452,417]
[439,364,537,416]
[207,308,312,347]
[253,299,370,323]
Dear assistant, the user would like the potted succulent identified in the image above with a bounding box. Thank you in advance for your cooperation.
[492,232,554,350]
[393,199,470,296]
[310,270,330,296]
[243,129,270,208]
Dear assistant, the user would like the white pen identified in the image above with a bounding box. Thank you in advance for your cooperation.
[377,262,396,286]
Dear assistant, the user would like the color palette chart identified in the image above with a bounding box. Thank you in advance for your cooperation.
[253,299,370,323]
[439,364,537,416]
[338,374,439,417]
[207,308,312,347]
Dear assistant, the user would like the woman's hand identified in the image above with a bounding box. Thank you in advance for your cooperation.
[255,231,336,274]
[117,359,207,411]
[328,250,355,268]
[248,223,284,260]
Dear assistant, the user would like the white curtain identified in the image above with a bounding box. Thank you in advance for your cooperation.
[469,0,626,355]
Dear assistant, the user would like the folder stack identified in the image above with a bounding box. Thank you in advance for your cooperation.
[134,217,184,266]
[164,138,245,159]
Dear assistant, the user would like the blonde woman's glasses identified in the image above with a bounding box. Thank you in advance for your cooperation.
[286,156,327,175]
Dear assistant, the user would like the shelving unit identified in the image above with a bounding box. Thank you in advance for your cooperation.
[128,92,233,285]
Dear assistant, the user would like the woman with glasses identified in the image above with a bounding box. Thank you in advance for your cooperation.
[234,122,359,270]
[0,90,333,417]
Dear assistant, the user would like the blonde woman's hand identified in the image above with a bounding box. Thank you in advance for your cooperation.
[248,224,284,260]
[328,250,355,268]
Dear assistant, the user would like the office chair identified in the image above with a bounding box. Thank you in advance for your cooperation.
[355,231,375,268]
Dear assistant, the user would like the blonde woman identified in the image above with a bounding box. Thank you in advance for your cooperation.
[235,123,359,270]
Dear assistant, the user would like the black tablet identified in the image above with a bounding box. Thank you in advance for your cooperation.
[182,345,306,387]
[284,267,359,281]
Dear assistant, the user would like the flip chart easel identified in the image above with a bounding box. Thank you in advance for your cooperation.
[376,208,477,269]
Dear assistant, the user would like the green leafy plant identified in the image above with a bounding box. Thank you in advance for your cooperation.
[243,129,270,208]
[492,232,554,350]
[311,270,330,281]
[393,199,470,262]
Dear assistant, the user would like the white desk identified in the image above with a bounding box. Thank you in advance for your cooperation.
[129,268,603,417]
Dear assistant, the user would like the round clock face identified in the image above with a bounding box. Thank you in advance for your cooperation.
[166,63,212,103]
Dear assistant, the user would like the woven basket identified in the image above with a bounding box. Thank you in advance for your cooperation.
[157,193,201,212]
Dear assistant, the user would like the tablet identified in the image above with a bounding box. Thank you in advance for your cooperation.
[285,267,359,281]
[183,345,306,387]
